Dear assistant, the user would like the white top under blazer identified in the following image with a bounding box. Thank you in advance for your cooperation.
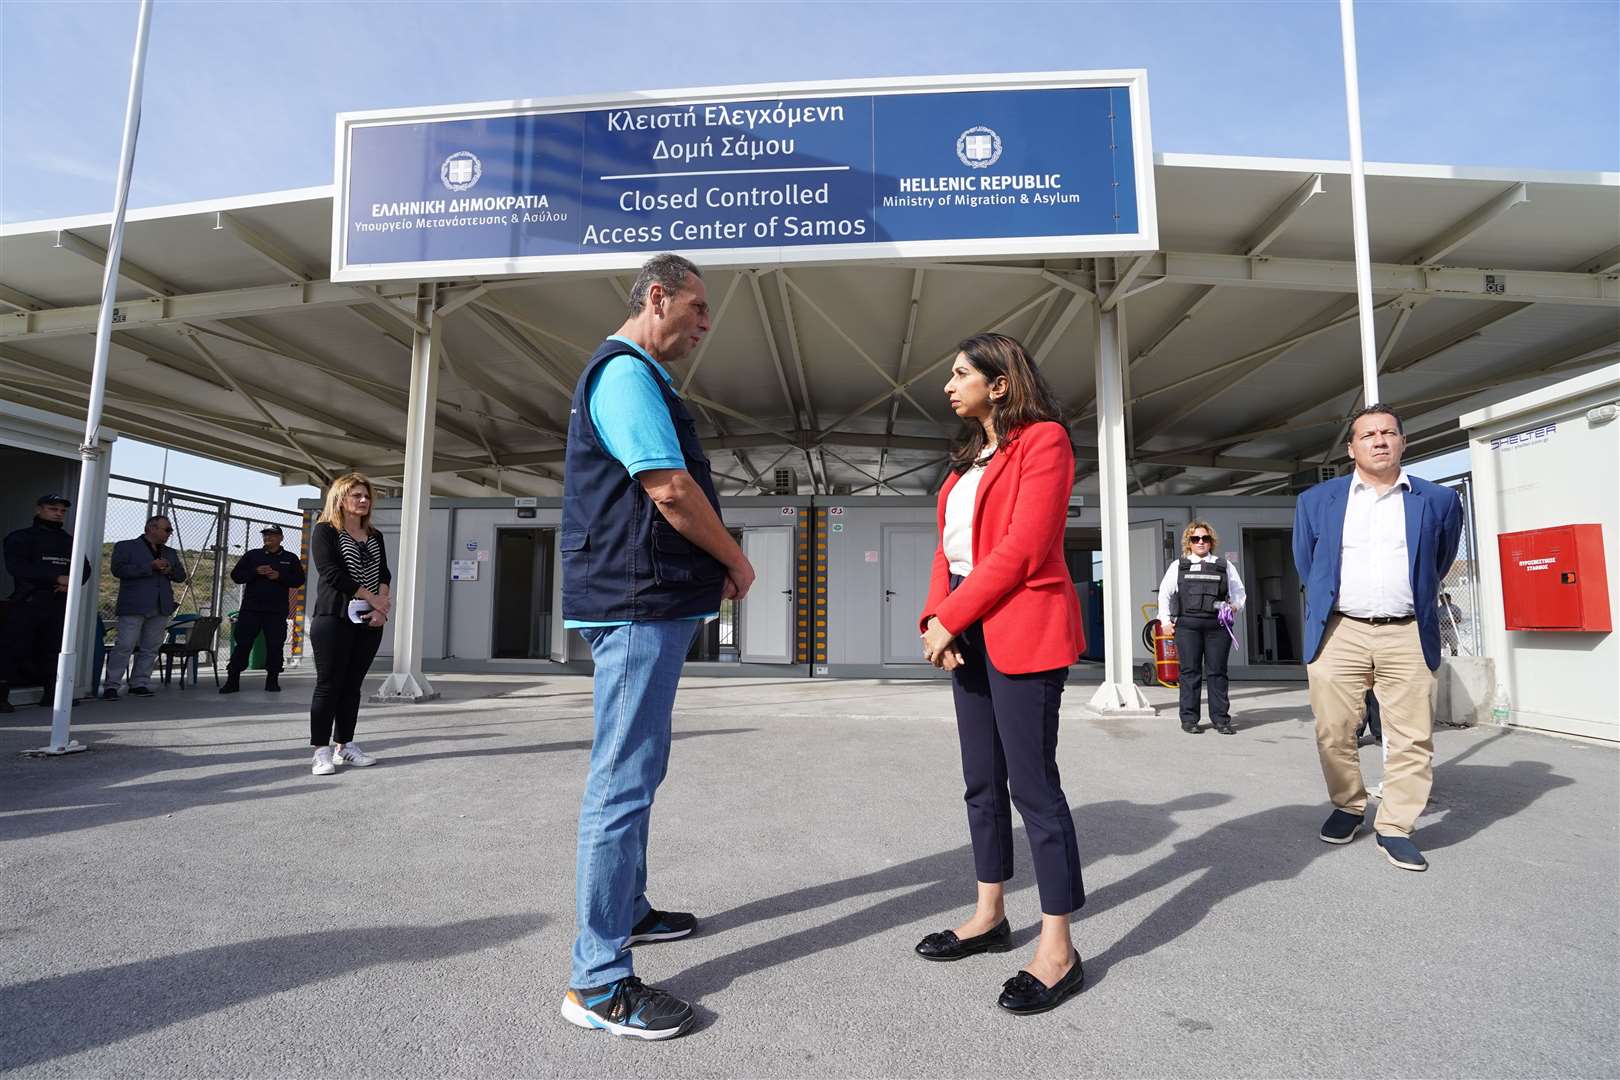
[943,448,996,577]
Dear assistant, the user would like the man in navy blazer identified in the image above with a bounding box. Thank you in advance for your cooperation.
[1293,404,1462,872]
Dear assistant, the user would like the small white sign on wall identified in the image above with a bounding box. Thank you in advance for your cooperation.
[451,560,479,581]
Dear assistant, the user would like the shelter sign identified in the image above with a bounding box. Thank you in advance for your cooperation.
[333,72,1156,282]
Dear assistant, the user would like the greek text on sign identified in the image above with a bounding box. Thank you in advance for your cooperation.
[333,72,1156,281]
[1490,424,1556,452]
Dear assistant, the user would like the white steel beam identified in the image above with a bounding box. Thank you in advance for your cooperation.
[375,283,442,704]
[213,211,313,282]
[52,227,176,297]
[782,272,937,424]
[1578,244,1620,276]
[1033,290,1087,367]
[817,285,1059,437]
[463,303,576,400]
[679,270,743,395]
[182,329,334,483]
[1100,254,1153,312]
[1,278,414,340]
[879,268,928,483]
[1136,251,1615,305]
[771,270,826,493]
[1124,173,1326,377]
[1408,182,1529,266]
[0,282,47,312]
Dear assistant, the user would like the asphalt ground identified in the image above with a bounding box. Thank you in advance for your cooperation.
[1,672,1615,1079]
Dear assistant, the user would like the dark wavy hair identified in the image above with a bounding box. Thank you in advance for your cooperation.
[948,333,1066,473]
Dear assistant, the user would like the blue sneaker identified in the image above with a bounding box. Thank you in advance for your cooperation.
[1377,834,1429,871]
[627,908,697,946]
[1318,808,1365,844]
[560,977,694,1040]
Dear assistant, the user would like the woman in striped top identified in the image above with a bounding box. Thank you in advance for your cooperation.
[307,473,392,776]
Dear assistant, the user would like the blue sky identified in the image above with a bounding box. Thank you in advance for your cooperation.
[2,0,1613,497]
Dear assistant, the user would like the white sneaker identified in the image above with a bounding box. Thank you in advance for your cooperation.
[312,747,336,775]
[333,743,375,767]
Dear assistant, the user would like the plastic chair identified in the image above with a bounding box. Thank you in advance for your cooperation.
[160,616,222,689]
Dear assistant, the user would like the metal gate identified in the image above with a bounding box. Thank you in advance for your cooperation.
[100,475,306,665]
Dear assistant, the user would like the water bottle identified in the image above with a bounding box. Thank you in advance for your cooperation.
[1490,688,1511,725]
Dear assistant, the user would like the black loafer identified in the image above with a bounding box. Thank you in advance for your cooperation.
[915,918,1012,961]
[998,952,1084,1014]
[1214,722,1236,735]
[1180,722,1201,734]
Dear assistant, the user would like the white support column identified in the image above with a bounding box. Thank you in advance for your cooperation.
[1090,292,1154,714]
[74,446,112,689]
[374,283,442,703]
[1340,0,1381,405]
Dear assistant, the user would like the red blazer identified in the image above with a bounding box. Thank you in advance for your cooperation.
[919,420,1085,675]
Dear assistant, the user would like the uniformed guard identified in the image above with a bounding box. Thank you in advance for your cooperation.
[221,524,305,694]
[0,493,82,712]
[1158,520,1247,734]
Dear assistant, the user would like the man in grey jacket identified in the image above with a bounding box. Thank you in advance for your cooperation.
[103,515,187,700]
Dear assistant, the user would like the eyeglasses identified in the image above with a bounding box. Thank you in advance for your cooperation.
[1189,535,1212,544]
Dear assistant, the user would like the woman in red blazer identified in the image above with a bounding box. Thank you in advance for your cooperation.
[912,333,1087,1016]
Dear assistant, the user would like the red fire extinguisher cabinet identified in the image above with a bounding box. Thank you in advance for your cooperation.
[1498,524,1612,632]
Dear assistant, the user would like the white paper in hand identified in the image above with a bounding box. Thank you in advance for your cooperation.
[347,598,373,624]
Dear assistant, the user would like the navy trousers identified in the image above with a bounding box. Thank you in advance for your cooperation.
[1174,614,1231,725]
[947,581,1085,915]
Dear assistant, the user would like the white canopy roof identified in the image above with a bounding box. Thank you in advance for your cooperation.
[2,152,1615,497]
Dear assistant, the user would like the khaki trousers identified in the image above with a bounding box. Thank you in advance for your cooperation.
[1306,614,1435,838]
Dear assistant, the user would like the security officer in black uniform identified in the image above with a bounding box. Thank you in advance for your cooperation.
[221,524,305,694]
[1158,520,1248,735]
[1,493,83,712]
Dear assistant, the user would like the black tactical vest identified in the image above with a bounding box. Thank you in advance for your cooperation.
[1175,556,1228,617]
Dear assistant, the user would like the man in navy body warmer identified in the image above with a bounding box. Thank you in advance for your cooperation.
[558,254,755,1041]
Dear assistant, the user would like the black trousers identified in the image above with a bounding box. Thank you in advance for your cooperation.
[309,615,383,746]
[0,596,66,698]
[228,610,288,676]
[949,602,1085,916]
[1174,614,1231,725]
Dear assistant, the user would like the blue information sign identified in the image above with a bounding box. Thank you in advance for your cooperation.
[332,73,1156,281]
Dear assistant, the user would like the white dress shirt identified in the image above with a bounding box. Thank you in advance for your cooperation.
[1335,469,1415,618]
[943,450,995,577]
[1158,554,1247,620]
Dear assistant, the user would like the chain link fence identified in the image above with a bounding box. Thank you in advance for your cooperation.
[101,477,306,668]
[1432,472,1482,658]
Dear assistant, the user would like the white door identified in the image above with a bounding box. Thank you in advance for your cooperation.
[1128,517,1170,662]
[882,525,936,664]
[740,526,795,663]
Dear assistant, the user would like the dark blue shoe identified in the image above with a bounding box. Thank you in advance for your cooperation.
[1377,834,1429,871]
[627,908,697,946]
[1318,808,1364,844]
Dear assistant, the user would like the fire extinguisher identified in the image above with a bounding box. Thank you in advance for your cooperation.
[1140,608,1180,688]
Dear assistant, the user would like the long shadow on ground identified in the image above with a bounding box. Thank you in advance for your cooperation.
[0,914,543,1070]
[669,752,1573,1001]
[0,728,754,842]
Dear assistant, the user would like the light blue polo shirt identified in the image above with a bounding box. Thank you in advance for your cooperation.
[564,336,720,630]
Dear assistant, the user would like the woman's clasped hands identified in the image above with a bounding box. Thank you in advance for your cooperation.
[921,616,965,671]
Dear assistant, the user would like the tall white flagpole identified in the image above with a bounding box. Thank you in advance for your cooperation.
[1340,0,1381,406]
[42,0,156,755]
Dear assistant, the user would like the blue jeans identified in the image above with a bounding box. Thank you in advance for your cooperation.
[570,619,699,989]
